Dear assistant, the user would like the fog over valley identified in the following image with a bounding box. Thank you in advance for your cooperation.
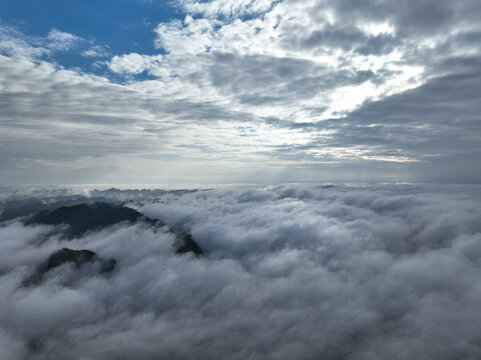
[1,184,481,359]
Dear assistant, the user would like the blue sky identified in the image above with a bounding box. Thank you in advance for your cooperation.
[0,0,182,81]
[0,0,178,77]
[0,0,480,186]
[0,0,178,51]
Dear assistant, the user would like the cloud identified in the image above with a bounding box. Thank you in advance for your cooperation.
[46,29,83,51]
[107,53,164,75]
[148,4,427,121]
[0,26,82,59]
[282,57,481,180]
[81,45,111,58]
[0,25,47,59]
[1,0,481,183]
[1,184,481,359]
[175,0,277,18]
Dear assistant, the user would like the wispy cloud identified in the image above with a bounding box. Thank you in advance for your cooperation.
[81,45,111,58]
[46,29,83,51]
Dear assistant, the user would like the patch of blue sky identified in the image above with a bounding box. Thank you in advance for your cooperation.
[0,0,181,78]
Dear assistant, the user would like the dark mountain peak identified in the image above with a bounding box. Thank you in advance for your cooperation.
[0,196,122,222]
[23,248,117,286]
[44,248,96,271]
[24,202,203,256]
[26,202,149,237]
[175,233,204,256]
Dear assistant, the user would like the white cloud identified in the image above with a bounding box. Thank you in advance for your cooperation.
[46,29,83,51]
[0,26,82,59]
[107,53,164,75]
[154,16,218,55]
[147,1,430,123]
[176,0,276,18]
[0,25,47,59]
[81,45,110,58]
[1,184,481,358]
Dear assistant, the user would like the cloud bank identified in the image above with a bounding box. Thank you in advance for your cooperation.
[1,184,481,359]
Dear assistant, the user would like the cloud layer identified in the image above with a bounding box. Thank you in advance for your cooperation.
[2,184,481,359]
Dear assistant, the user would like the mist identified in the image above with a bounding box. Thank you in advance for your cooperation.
[1,184,481,359]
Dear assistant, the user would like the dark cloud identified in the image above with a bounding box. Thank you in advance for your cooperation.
[206,52,381,106]
[281,23,399,56]
[328,0,458,34]
[2,185,481,359]
[262,52,481,181]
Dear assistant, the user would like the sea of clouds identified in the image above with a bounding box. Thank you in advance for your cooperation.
[1,184,481,359]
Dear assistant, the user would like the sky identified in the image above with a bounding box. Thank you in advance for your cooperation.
[0,0,480,186]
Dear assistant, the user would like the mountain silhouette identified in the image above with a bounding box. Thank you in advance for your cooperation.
[27,202,150,237]
[26,203,203,256]
[23,247,117,286]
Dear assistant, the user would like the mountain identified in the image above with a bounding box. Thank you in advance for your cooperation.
[25,202,203,256]
[23,248,117,286]
[27,202,151,237]
[176,233,203,256]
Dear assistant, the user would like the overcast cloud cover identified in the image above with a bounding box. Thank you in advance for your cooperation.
[0,0,480,185]
[1,184,481,359]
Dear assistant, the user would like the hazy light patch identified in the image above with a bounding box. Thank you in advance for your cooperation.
[358,153,421,163]
[356,54,389,72]
[357,21,396,36]
[325,82,380,118]
[382,64,425,96]
[323,9,337,26]
[322,62,425,119]
[165,122,313,159]
[303,147,420,164]
[245,123,313,147]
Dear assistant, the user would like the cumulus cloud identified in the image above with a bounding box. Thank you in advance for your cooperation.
[1,184,481,359]
[107,53,164,75]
